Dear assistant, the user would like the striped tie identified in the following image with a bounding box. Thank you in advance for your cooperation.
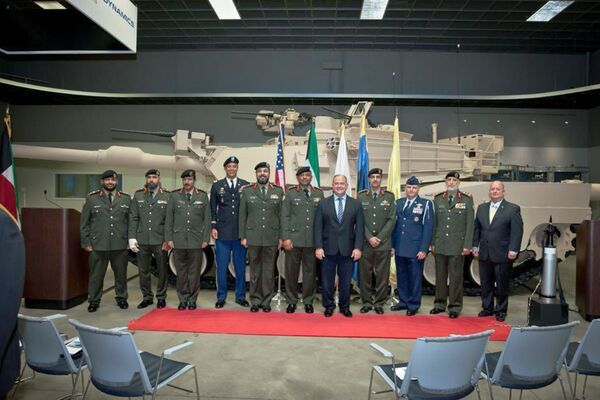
[337,197,343,223]
[489,204,497,224]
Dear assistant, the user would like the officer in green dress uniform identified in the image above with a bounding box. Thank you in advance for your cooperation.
[430,171,474,319]
[165,169,211,310]
[80,169,131,312]
[128,169,170,309]
[357,168,396,314]
[238,162,284,313]
[281,166,324,314]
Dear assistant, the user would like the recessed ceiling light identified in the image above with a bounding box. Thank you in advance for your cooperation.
[497,120,501,123]
[360,0,389,20]
[564,121,569,125]
[34,1,66,10]
[208,0,240,20]
[527,1,573,22]
[463,119,467,123]
[532,120,536,124]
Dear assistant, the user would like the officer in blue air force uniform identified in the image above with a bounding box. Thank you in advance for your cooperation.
[391,176,434,316]
[210,156,250,309]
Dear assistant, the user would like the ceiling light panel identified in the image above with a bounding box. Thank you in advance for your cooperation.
[208,0,241,20]
[527,1,574,22]
[360,0,389,20]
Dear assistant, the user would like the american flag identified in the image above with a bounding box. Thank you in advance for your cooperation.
[275,123,286,187]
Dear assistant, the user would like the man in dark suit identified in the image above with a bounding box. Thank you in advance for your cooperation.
[0,209,25,400]
[472,181,523,322]
[314,174,364,318]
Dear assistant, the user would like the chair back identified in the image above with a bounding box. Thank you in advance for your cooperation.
[491,321,579,384]
[69,319,153,394]
[400,330,493,396]
[17,314,78,374]
[569,319,600,372]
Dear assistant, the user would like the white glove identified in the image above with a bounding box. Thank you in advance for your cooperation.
[128,238,139,253]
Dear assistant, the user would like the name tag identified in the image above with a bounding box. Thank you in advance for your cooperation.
[362,201,370,206]
[313,197,320,202]
[120,205,129,209]
[137,200,144,203]
[193,201,204,205]
[158,200,168,204]
[93,205,101,208]
[455,203,466,209]
[270,194,279,200]
[249,196,257,200]
[380,200,390,206]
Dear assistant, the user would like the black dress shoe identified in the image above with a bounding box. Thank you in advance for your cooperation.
[215,300,225,309]
[262,305,271,312]
[157,299,166,309]
[178,302,187,310]
[390,304,407,311]
[324,308,334,317]
[250,305,260,312]
[478,310,494,317]
[188,302,197,310]
[360,306,372,314]
[87,303,99,312]
[235,298,250,307]
[449,311,459,319]
[304,304,314,313]
[429,308,444,315]
[341,309,353,318]
[137,299,153,309]
[286,304,297,313]
[374,306,384,315]
[117,300,129,309]
[406,309,417,316]
[496,313,506,322]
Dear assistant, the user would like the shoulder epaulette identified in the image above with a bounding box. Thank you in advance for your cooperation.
[461,191,472,197]
[358,189,369,194]
[195,188,206,194]
[87,190,101,197]
[136,187,145,192]
[434,192,444,197]
[170,188,182,193]
[119,191,130,197]
[313,186,323,191]
[286,184,298,191]
[240,184,251,190]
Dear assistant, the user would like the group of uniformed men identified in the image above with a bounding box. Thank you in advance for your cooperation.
[80,159,515,322]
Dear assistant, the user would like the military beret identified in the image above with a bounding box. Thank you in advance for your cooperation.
[223,156,239,167]
[296,166,311,176]
[368,168,383,177]
[180,169,196,179]
[101,170,117,179]
[406,176,420,186]
[445,171,460,179]
[145,169,160,177]
[254,161,270,170]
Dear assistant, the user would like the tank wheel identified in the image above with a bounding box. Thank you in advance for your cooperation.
[166,246,215,286]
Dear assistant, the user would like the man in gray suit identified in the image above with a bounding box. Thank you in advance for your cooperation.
[472,181,523,322]
[314,175,364,318]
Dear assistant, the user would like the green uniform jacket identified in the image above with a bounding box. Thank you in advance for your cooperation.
[432,190,474,255]
[358,188,397,251]
[165,188,211,249]
[238,183,284,246]
[281,185,324,247]
[80,190,131,251]
[128,187,170,245]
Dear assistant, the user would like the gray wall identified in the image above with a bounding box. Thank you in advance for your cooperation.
[590,50,600,85]
[1,50,588,95]
[589,106,600,183]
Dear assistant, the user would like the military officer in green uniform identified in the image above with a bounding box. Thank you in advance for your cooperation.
[128,169,170,310]
[80,170,131,312]
[357,168,396,314]
[165,169,211,311]
[239,161,284,313]
[430,171,474,318]
[281,166,324,314]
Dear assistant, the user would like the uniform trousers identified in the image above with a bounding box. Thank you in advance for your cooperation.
[172,248,203,303]
[215,239,247,301]
[137,244,168,301]
[247,245,278,307]
[479,260,511,315]
[433,254,464,313]
[395,256,423,311]
[321,252,354,311]
[284,246,316,305]
[359,246,391,307]
[88,249,128,305]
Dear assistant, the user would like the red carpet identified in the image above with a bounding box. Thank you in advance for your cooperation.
[128,308,511,341]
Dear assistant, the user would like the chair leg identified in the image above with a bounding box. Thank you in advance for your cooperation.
[193,366,200,400]
[509,389,512,400]
[368,368,374,400]
[574,373,578,400]
[81,377,91,400]
[518,389,523,400]
[9,364,27,399]
[564,366,575,400]
[559,375,569,400]
[475,383,482,400]
[582,375,588,399]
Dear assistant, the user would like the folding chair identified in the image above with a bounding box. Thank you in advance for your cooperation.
[564,319,600,400]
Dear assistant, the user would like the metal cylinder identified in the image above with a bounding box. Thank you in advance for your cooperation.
[540,247,557,298]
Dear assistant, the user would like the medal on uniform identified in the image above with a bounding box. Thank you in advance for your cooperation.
[456,203,466,209]
[381,200,389,206]
[270,194,279,199]
[414,216,420,222]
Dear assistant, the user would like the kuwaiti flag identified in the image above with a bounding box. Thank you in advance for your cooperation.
[334,125,352,196]
[357,112,369,191]
[304,121,320,187]
[275,122,286,188]
[0,112,19,225]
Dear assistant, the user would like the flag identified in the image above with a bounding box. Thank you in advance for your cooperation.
[275,122,286,188]
[357,113,369,191]
[304,121,320,187]
[386,115,402,198]
[1,112,19,225]
[334,125,352,196]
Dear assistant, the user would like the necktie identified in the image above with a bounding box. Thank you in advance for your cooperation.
[448,195,453,205]
[230,180,235,190]
[150,191,155,198]
[404,200,412,211]
[373,192,378,201]
[337,197,344,222]
[108,192,113,204]
[304,188,310,199]
[489,204,497,224]
[187,193,192,203]
[261,187,267,197]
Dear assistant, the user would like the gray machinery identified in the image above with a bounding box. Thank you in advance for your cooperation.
[528,217,569,326]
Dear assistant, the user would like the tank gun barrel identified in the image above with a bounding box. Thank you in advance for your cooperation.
[111,128,174,138]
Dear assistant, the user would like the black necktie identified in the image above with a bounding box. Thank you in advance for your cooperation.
[150,191,154,198]
[187,193,192,203]
[108,192,113,204]
[230,180,235,190]
[373,192,378,201]
[304,188,310,199]
[261,187,266,197]
[448,195,453,205]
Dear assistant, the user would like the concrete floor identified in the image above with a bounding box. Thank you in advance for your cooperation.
[12,255,598,400]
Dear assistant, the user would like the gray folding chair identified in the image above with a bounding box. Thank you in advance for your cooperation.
[484,321,579,400]
[14,313,86,400]
[368,330,494,400]
[69,319,199,400]
[564,319,600,399]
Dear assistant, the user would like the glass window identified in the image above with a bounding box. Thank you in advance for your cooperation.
[55,174,123,198]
